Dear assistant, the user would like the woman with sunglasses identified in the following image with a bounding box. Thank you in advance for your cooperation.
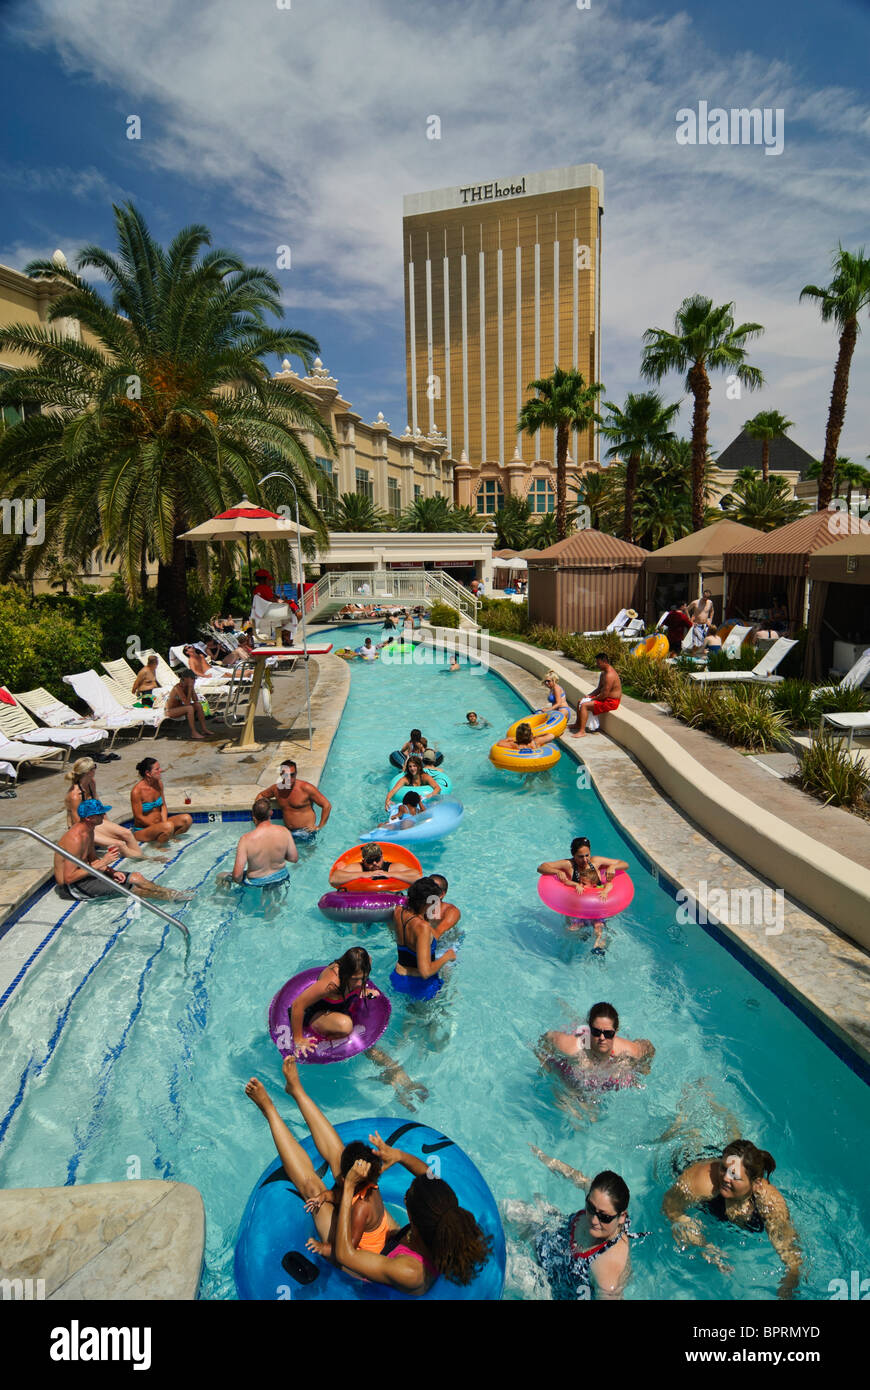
[541,1002,654,1091]
[513,1156,645,1300]
[663,1139,801,1297]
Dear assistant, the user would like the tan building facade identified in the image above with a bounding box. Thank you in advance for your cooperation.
[403,163,604,493]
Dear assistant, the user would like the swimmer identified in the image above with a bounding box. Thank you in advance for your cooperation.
[357,638,378,661]
[54,802,194,903]
[465,711,491,729]
[541,1002,654,1085]
[329,842,419,889]
[290,947,375,1056]
[537,837,629,948]
[542,671,571,714]
[385,756,442,813]
[245,1061,398,1265]
[391,876,457,982]
[399,729,438,765]
[378,791,430,828]
[131,757,192,842]
[494,721,556,753]
[259,759,332,836]
[216,797,298,887]
[664,1140,801,1296]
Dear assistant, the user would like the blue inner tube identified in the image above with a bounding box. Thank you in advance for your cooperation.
[235,1118,505,1301]
[361,799,464,844]
[389,749,444,769]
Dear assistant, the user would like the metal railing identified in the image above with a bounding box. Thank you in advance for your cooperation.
[0,826,190,941]
[307,570,479,626]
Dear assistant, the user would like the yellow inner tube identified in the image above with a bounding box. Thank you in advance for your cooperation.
[630,634,669,661]
[489,742,561,772]
[505,709,568,741]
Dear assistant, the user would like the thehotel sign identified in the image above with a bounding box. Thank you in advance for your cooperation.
[458,178,527,205]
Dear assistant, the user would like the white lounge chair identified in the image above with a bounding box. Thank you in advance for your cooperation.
[0,732,66,777]
[0,689,107,759]
[814,647,870,699]
[582,608,635,638]
[15,686,135,751]
[63,670,150,739]
[617,618,646,642]
[818,712,870,749]
[689,637,798,685]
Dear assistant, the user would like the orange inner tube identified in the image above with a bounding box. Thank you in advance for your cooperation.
[330,843,423,895]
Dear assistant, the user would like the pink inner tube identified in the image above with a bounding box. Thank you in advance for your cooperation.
[537,870,635,921]
[269,968,392,1064]
[317,890,406,923]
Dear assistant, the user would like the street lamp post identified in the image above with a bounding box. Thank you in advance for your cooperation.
[258,470,313,751]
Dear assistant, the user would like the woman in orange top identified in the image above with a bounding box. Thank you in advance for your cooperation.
[245,1059,397,1262]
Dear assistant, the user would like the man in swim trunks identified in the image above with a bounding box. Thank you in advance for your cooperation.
[569,653,622,738]
[328,842,420,888]
[54,801,193,902]
[259,760,332,837]
[218,797,299,887]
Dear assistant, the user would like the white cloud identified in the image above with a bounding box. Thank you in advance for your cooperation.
[10,0,870,456]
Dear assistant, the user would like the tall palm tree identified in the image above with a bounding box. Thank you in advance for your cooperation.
[0,203,333,638]
[800,246,870,508]
[641,295,764,531]
[327,491,392,531]
[599,390,681,542]
[719,476,807,531]
[398,495,483,532]
[804,455,870,512]
[743,409,794,482]
[516,366,603,541]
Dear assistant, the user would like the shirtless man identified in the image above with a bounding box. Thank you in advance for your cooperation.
[542,1001,654,1080]
[259,759,331,839]
[328,841,419,888]
[570,653,622,738]
[54,801,192,903]
[218,798,298,887]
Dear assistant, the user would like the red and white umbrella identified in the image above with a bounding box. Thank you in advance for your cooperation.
[178,496,313,588]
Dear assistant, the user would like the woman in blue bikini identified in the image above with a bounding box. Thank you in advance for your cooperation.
[131,756,192,844]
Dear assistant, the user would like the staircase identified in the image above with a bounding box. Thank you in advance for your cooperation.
[305,570,479,628]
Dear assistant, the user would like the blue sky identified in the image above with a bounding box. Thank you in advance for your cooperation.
[2,0,869,461]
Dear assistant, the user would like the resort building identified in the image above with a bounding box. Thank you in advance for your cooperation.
[402,164,604,511]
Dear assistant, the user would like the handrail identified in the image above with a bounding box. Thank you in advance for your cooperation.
[306,569,479,626]
[0,825,190,940]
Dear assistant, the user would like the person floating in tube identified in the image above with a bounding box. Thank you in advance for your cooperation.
[328,842,420,889]
[537,837,629,952]
[385,756,442,814]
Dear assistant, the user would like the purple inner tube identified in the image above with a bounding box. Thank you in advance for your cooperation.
[269,968,392,1064]
[317,889,406,923]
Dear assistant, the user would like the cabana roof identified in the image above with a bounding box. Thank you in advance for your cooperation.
[526,529,647,568]
[807,529,870,584]
[645,519,763,573]
[724,508,847,575]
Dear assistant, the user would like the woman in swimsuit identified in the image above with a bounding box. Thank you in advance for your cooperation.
[64,758,164,862]
[332,1131,492,1295]
[664,1139,801,1296]
[391,875,457,982]
[245,1060,397,1263]
[385,756,441,813]
[131,655,161,706]
[289,947,374,1057]
[541,1002,654,1091]
[494,721,557,753]
[538,837,629,948]
[542,672,571,714]
[399,729,438,765]
[512,1158,643,1300]
[130,756,192,844]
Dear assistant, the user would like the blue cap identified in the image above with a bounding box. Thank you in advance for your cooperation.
[78,798,112,818]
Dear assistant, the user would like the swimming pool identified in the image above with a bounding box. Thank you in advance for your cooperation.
[0,622,867,1299]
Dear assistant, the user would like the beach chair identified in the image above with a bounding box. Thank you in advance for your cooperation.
[814,647,870,699]
[617,617,646,642]
[94,671,165,737]
[62,670,150,739]
[0,731,66,777]
[817,711,870,748]
[137,650,177,689]
[0,689,108,759]
[689,637,797,685]
[582,609,634,638]
[15,686,135,750]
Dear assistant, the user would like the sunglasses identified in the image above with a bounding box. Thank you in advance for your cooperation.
[590,1026,616,1039]
[586,1198,619,1225]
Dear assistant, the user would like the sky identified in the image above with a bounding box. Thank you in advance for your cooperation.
[1,0,869,463]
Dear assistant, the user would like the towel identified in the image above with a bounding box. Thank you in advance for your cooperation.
[63,671,142,728]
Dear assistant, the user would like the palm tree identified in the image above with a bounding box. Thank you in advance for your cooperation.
[398,495,483,532]
[840,459,870,511]
[576,469,616,532]
[527,505,580,549]
[0,203,333,638]
[800,246,870,508]
[743,409,794,482]
[493,495,535,551]
[327,491,392,531]
[719,476,807,531]
[599,391,681,542]
[517,366,603,541]
[641,295,764,531]
[47,559,84,596]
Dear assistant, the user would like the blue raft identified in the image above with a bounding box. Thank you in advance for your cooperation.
[234,1118,505,1301]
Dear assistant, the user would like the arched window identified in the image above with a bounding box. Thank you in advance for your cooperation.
[475,478,504,515]
[528,477,555,513]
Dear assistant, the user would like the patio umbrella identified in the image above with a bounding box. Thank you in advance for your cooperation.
[178,496,314,590]
[501,556,528,570]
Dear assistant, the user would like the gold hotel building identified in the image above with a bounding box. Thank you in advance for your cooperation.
[403,163,604,515]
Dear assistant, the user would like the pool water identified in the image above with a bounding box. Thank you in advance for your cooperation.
[0,623,867,1300]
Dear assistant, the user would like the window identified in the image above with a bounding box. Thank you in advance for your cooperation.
[315,456,334,511]
[475,478,504,515]
[355,468,373,501]
[414,485,422,501]
[388,477,402,518]
[0,368,40,426]
[529,477,555,514]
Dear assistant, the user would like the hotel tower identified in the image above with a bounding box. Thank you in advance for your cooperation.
[402,163,604,511]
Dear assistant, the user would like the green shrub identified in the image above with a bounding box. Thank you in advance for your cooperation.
[0,588,103,699]
[429,602,460,629]
[476,597,528,634]
[794,735,870,808]
[619,654,679,701]
[562,633,625,668]
[771,679,816,728]
[811,684,870,715]
[705,644,759,673]
[668,678,728,733]
[41,577,172,659]
[526,623,570,651]
[718,689,790,751]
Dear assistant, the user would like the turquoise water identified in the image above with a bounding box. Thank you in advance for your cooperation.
[0,622,867,1300]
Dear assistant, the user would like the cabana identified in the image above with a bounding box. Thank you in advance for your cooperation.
[806,530,870,680]
[722,508,850,638]
[644,519,763,624]
[526,530,647,634]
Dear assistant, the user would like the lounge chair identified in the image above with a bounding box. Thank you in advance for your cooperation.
[617,618,646,643]
[818,712,870,749]
[814,647,870,699]
[582,609,635,638]
[0,731,66,777]
[15,686,136,751]
[0,689,108,759]
[62,670,151,739]
[689,637,798,685]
